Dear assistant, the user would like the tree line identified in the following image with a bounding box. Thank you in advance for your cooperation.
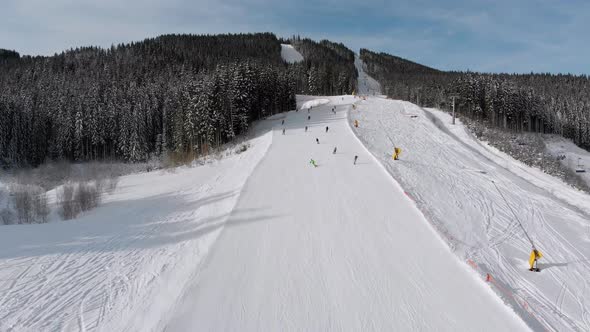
[360,49,590,151]
[0,33,358,167]
[0,49,20,62]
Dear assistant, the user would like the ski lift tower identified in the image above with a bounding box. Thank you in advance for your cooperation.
[576,158,586,173]
[449,94,460,125]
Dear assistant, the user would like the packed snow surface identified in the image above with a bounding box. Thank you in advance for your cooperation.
[352,98,590,331]
[0,133,272,331]
[165,95,528,331]
[280,44,303,63]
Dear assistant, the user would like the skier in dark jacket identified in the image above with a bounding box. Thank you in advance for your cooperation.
[316,138,320,144]
[281,119,284,125]
[325,126,329,133]
[282,128,285,135]
[305,126,308,132]
[308,115,311,120]
[354,155,358,165]
[333,147,337,154]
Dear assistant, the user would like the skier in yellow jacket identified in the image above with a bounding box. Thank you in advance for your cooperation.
[393,147,402,160]
[529,249,542,272]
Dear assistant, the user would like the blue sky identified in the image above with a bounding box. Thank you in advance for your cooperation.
[1,0,588,74]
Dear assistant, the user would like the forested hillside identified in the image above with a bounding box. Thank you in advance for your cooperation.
[289,37,357,95]
[0,33,357,167]
[360,49,590,151]
[0,33,291,166]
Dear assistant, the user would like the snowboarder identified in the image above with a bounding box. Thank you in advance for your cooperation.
[282,128,285,135]
[325,126,329,133]
[308,115,311,120]
[316,138,319,144]
[305,126,308,132]
[354,155,358,165]
[310,159,317,167]
[333,147,337,154]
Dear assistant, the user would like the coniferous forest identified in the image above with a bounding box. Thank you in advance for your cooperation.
[3,33,588,168]
[287,37,357,95]
[0,33,356,168]
[360,49,590,151]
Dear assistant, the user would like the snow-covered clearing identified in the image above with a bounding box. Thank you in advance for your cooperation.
[355,55,382,96]
[165,95,528,331]
[280,44,303,63]
[352,98,590,331]
[0,132,271,331]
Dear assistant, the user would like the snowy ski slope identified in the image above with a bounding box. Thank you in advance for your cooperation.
[0,94,529,331]
[355,55,382,96]
[1,57,572,331]
[351,97,590,331]
[0,93,533,331]
[0,133,272,331]
[165,95,528,331]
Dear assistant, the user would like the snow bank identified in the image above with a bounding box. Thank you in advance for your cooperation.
[280,44,303,63]
[0,132,272,331]
[299,98,330,110]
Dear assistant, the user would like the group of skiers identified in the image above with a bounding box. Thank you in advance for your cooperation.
[281,104,361,168]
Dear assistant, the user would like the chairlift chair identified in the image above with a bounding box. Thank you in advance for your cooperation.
[576,158,586,173]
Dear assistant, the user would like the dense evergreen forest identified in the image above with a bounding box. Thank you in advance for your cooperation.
[0,49,20,62]
[288,37,357,95]
[360,49,590,151]
[0,33,357,167]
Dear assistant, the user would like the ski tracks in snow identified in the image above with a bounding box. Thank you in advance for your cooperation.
[351,97,590,331]
[0,133,272,331]
[163,95,529,332]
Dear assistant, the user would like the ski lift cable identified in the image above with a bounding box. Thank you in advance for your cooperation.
[492,180,536,249]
